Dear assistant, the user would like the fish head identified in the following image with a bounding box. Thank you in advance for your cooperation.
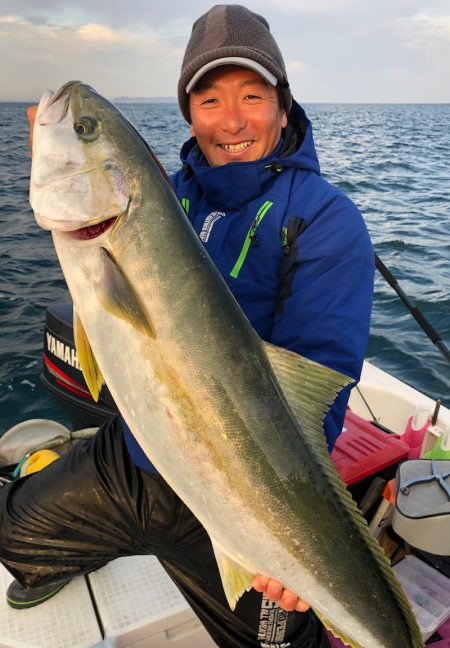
[30,80,148,240]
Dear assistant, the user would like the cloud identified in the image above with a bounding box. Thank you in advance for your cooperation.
[76,23,123,43]
[287,60,307,72]
[1,2,450,102]
[261,0,359,14]
[394,9,450,59]
[403,11,450,41]
[0,0,198,30]
[0,15,24,23]
[0,14,183,100]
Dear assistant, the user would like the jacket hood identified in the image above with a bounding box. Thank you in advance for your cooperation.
[179,100,321,209]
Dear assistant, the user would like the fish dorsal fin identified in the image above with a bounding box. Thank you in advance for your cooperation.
[263,342,352,524]
[263,342,352,451]
[73,308,104,402]
[264,342,423,648]
[211,539,256,611]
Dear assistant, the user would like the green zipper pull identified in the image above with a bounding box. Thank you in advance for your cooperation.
[230,201,273,279]
[181,197,190,215]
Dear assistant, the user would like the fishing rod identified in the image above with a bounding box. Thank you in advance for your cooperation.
[375,254,450,365]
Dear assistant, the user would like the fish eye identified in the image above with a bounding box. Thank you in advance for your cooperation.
[73,116,99,140]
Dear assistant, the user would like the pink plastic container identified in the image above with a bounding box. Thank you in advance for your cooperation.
[402,411,430,458]
[433,616,450,645]
[331,410,409,485]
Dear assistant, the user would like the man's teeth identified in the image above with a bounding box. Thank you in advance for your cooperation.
[220,141,252,153]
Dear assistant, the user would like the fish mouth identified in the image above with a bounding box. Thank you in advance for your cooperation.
[37,198,131,236]
[68,216,118,240]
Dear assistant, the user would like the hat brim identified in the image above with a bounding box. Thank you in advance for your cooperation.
[185,56,277,94]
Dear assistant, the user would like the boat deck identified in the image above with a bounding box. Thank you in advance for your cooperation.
[0,556,216,648]
[2,360,450,647]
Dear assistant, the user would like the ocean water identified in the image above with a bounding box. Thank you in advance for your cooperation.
[0,101,449,436]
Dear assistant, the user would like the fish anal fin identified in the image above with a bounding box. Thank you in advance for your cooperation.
[314,609,360,648]
[73,309,104,402]
[95,247,156,338]
[211,540,256,611]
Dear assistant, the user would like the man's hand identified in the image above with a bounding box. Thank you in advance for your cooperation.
[27,105,38,157]
[252,575,311,613]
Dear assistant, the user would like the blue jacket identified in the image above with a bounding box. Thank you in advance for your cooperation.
[123,100,374,471]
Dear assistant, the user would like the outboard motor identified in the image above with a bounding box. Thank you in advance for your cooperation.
[41,301,118,429]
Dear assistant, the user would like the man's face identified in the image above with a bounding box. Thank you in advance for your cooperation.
[189,66,287,167]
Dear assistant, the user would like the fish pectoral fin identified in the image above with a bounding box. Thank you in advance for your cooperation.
[73,308,104,402]
[94,247,155,338]
[211,540,256,611]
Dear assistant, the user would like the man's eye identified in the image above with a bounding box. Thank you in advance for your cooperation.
[201,97,217,105]
[245,94,262,101]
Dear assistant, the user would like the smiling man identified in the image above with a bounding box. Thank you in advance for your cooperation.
[122,4,374,647]
[188,66,287,167]
[1,5,374,648]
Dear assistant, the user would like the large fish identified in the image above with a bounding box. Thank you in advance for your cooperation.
[29,81,422,648]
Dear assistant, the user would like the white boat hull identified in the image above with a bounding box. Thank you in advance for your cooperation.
[350,360,450,442]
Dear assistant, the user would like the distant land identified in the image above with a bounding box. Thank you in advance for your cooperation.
[112,96,177,103]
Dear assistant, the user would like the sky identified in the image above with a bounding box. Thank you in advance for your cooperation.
[1,0,450,103]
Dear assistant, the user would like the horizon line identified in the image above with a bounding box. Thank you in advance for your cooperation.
[2,99,450,105]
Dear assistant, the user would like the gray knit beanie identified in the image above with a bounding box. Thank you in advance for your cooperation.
[178,4,292,123]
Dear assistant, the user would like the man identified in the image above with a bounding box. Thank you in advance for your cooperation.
[1,5,374,647]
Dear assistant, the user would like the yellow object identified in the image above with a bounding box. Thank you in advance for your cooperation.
[20,449,60,476]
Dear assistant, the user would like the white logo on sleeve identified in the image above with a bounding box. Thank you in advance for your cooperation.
[199,211,225,242]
